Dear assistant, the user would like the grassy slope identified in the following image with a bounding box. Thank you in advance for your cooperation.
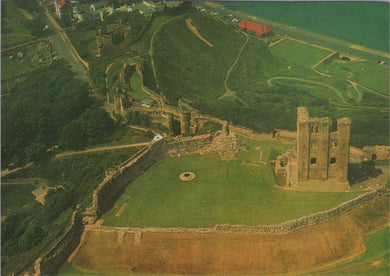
[304,198,390,275]
[129,71,151,102]
[317,59,389,95]
[102,138,361,227]
[313,227,389,275]
[1,1,34,47]
[153,10,245,104]
[227,36,285,94]
[1,185,38,217]
[270,39,333,67]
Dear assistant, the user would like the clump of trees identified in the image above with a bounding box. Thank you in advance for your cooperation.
[1,60,90,167]
[60,108,116,150]
[1,60,118,168]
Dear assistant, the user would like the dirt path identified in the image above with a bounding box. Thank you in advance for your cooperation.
[218,32,249,107]
[149,15,185,93]
[185,18,213,47]
[1,177,48,186]
[54,142,151,159]
[267,76,350,105]
[18,8,33,20]
[45,10,89,82]
[1,162,34,178]
[349,80,363,102]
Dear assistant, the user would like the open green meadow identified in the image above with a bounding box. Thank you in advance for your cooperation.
[1,1,34,47]
[270,39,333,67]
[317,59,389,95]
[1,42,51,81]
[102,137,361,227]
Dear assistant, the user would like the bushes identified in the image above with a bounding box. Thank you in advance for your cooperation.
[60,108,116,150]
[125,111,152,127]
[1,60,90,167]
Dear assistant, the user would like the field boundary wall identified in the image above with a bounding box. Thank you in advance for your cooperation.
[92,187,388,235]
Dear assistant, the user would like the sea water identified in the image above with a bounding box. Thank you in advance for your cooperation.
[220,2,389,52]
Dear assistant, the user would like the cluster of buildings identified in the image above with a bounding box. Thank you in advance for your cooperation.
[54,0,158,22]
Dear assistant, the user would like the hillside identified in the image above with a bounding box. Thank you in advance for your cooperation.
[98,7,389,147]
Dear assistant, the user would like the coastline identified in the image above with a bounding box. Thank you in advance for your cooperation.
[200,2,389,62]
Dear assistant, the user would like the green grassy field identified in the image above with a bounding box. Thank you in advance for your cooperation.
[1,1,34,47]
[1,42,51,81]
[270,39,333,67]
[316,59,389,95]
[129,71,152,102]
[308,226,390,275]
[1,184,38,218]
[102,137,361,227]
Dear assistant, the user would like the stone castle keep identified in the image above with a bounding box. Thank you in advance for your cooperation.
[276,107,351,192]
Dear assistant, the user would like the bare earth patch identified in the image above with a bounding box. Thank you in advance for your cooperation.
[115,203,127,217]
[185,18,213,47]
[69,198,388,275]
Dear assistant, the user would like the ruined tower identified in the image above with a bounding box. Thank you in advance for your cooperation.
[180,111,191,136]
[294,107,350,191]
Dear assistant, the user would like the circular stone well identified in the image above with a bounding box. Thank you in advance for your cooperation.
[179,172,195,181]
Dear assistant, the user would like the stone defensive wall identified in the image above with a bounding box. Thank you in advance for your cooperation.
[229,124,296,144]
[89,133,216,220]
[34,206,84,276]
[88,187,389,236]
[33,129,389,275]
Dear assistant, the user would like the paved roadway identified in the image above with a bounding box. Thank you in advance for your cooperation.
[45,10,88,82]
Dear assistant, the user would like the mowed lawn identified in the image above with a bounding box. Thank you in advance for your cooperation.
[316,60,389,95]
[102,138,361,227]
[270,39,333,67]
[129,72,151,102]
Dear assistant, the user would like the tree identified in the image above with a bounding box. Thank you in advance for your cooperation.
[60,120,87,150]
[18,223,46,251]
[24,142,50,163]
[79,108,115,144]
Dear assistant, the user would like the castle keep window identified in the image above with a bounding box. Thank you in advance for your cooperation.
[330,157,336,164]
[331,140,338,147]
[310,158,317,165]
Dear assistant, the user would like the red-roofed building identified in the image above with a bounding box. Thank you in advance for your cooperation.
[238,20,271,37]
[55,0,66,18]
